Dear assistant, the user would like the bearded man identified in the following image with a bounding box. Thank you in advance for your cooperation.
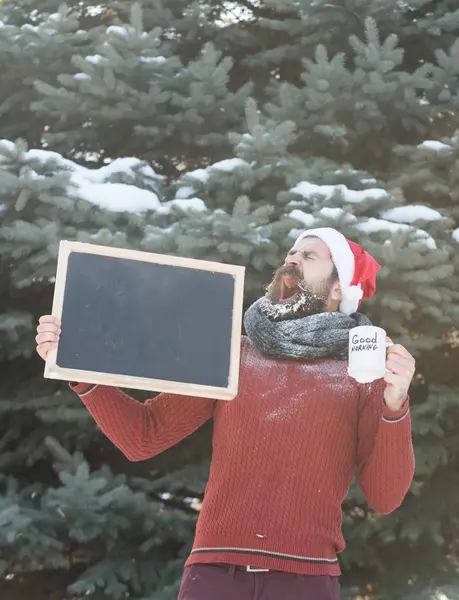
[35,227,416,600]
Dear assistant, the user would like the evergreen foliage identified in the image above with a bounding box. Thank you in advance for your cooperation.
[0,0,458,598]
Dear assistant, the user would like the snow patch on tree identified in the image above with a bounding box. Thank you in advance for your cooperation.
[290,181,388,204]
[381,206,444,223]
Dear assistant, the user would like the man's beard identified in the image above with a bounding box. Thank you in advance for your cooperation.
[263,264,335,321]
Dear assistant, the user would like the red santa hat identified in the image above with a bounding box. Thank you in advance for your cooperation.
[295,227,381,315]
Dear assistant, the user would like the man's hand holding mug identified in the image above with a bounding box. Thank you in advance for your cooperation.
[348,325,415,411]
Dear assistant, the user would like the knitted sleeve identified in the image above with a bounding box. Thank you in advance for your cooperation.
[69,382,215,461]
[355,378,415,514]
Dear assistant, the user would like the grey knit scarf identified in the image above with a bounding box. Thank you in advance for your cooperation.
[243,297,372,360]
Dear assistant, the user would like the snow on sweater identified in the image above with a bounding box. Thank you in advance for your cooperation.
[69,335,414,576]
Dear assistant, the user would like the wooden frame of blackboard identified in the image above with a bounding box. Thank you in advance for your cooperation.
[44,240,246,401]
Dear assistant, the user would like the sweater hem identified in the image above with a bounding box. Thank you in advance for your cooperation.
[382,407,409,423]
[185,548,341,576]
[69,381,97,395]
[382,396,410,422]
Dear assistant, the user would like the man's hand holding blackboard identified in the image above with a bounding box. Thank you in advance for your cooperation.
[36,315,60,360]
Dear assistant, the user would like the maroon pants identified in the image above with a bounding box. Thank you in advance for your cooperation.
[177,564,340,600]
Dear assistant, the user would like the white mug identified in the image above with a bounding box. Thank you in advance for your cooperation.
[348,326,392,384]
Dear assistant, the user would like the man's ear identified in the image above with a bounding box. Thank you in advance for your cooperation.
[330,281,342,302]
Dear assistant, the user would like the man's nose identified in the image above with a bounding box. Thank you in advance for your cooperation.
[285,253,300,266]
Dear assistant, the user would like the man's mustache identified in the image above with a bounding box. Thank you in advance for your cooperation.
[276,264,302,280]
[265,264,304,298]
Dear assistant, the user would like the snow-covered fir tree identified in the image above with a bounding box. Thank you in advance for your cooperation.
[0,1,458,599]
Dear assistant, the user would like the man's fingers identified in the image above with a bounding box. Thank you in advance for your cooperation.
[386,354,414,376]
[36,316,60,361]
[37,342,57,360]
[387,341,414,361]
[36,332,58,345]
[39,315,61,327]
[37,323,60,335]
[384,371,400,386]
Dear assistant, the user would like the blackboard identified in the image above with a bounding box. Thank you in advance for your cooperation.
[44,240,245,400]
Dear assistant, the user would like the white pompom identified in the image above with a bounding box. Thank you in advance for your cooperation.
[340,285,363,315]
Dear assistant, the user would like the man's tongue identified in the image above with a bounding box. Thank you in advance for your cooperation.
[281,275,300,301]
[283,275,298,288]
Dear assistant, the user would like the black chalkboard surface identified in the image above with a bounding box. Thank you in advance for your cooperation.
[44,241,245,400]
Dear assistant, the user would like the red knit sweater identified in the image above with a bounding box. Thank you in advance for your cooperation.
[69,335,414,576]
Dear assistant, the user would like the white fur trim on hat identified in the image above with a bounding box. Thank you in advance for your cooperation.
[294,227,360,314]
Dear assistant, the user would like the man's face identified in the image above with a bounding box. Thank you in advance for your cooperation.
[264,237,338,320]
